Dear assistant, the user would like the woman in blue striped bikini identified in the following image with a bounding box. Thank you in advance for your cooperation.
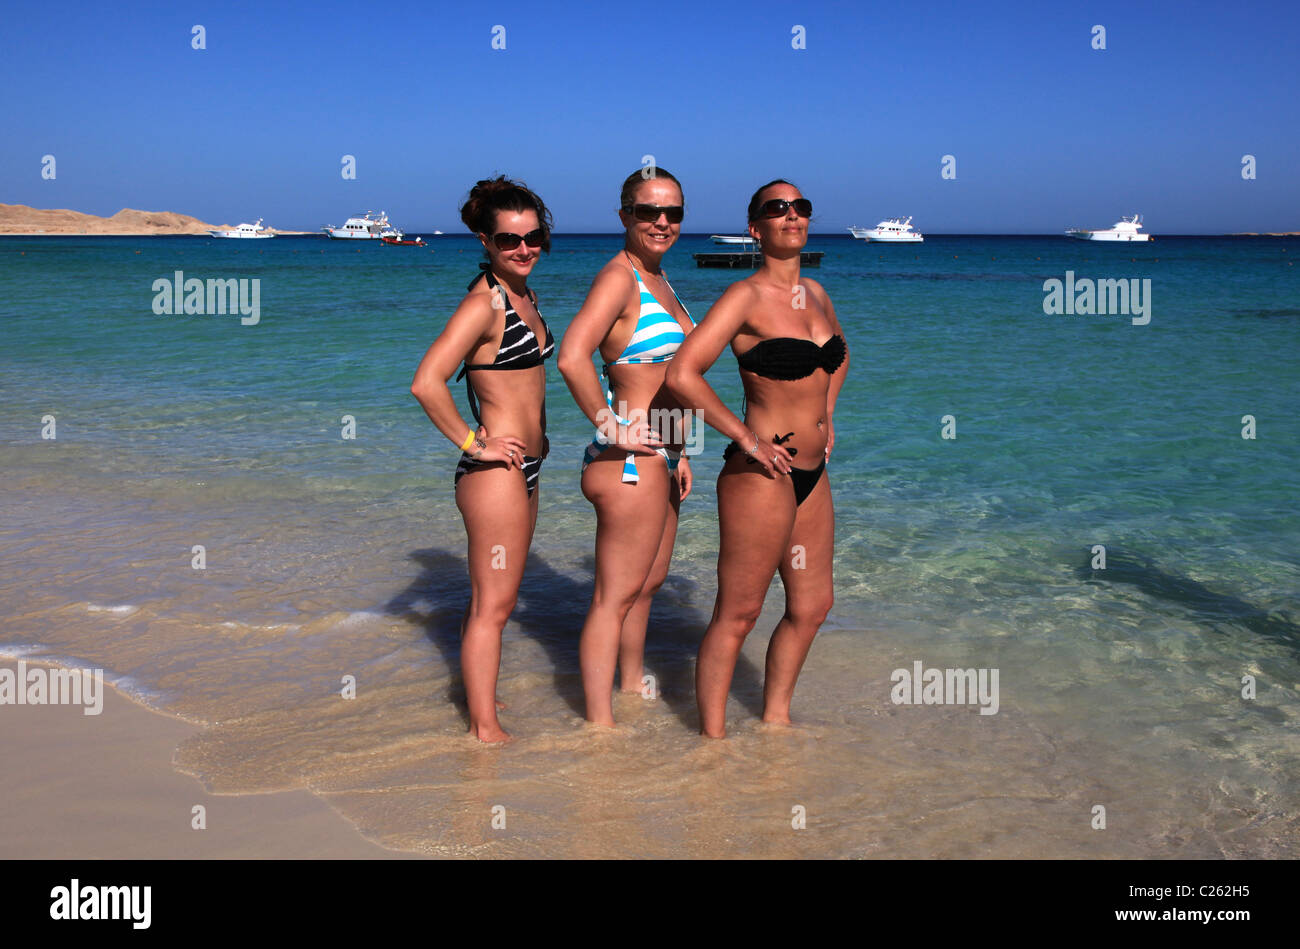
[558,168,696,726]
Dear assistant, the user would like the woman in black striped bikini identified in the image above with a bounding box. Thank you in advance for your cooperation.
[410,176,555,743]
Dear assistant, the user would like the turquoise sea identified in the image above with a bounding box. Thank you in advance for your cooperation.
[1,232,1297,857]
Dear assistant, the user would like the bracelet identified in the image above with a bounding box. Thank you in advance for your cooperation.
[459,430,476,452]
[744,432,761,455]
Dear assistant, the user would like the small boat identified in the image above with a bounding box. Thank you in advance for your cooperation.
[323,211,392,240]
[382,234,426,246]
[849,217,923,242]
[1065,214,1151,242]
[710,234,756,245]
[209,218,274,239]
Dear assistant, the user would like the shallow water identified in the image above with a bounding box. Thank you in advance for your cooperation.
[1,233,1297,856]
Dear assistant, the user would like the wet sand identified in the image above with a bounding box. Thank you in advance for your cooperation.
[0,661,412,859]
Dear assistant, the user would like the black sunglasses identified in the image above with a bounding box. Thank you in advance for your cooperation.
[752,198,813,220]
[622,203,685,224]
[490,228,545,250]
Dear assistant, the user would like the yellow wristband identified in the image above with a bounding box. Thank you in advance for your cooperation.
[459,430,476,452]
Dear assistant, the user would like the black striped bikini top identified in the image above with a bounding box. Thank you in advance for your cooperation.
[737,333,845,380]
[456,269,554,423]
[457,269,554,377]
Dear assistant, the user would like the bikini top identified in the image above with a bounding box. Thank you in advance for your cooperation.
[456,269,554,423]
[604,264,694,371]
[736,333,846,380]
[457,269,554,375]
[597,264,694,436]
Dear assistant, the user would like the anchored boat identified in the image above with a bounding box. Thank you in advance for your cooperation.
[209,218,274,239]
[1065,214,1151,242]
[323,211,393,240]
[848,217,924,242]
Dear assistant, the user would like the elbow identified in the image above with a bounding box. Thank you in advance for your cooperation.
[556,350,585,384]
[664,360,689,401]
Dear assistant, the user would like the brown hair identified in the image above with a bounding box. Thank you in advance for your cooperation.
[460,175,553,252]
[747,178,798,221]
[619,167,684,211]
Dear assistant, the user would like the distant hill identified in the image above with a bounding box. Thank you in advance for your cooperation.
[0,204,303,235]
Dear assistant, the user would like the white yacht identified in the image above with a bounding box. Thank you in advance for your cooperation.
[209,218,274,239]
[849,217,924,242]
[1065,214,1151,241]
[710,234,756,245]
[323,211,393,240]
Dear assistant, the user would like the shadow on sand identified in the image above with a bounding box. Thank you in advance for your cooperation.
[382,546,768,731]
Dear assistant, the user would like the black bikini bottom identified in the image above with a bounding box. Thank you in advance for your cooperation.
[455,452,542,497]
[723,439,826,506]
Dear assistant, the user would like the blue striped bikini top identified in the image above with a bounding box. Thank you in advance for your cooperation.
[604,264,693,370]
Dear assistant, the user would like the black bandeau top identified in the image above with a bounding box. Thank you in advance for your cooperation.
[736,333,846,380]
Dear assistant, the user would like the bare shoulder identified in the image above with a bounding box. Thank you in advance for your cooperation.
[592,253,638,290]
[800,276,831,302]
[453,279,501,331]
[721,276,764,309]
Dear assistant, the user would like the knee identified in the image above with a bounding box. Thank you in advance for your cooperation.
[714,602,763,641]
[787,594,833,632]
[640,569,668,601]
[469,594,517,629]
[592,584,641,621]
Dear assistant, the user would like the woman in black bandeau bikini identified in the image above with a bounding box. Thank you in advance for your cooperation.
[667,179,848,738]
[410,176,555,743]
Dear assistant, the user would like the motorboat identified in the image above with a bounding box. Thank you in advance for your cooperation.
[849,217,923,242]
[209,218,274,239]
[323,211,392,240]
[1065,214,1151,241]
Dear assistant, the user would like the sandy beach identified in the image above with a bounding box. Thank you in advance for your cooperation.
[0,661,410,859]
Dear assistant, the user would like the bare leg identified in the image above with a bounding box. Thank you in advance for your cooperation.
[696,457,796,738]
[618,474,680,694]
[763,472,834,724]
[455,464,536,743]
[579,450,671,725]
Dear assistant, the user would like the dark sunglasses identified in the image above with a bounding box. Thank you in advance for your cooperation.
[622,203,685,224]
[490,228,545,250]
[752,198,813,220]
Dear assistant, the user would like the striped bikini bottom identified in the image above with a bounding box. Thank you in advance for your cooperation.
[581,438,680,483]
[455,452,543,497]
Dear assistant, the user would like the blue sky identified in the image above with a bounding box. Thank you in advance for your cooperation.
[4,0,1297,232]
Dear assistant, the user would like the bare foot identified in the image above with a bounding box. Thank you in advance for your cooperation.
[759,713,794,727]
[495,698,507,710]
[470,721,513,743]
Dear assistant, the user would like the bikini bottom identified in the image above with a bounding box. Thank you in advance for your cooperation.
[722,436,825,506]
[582,438,680,482]
[455,451,542,497]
